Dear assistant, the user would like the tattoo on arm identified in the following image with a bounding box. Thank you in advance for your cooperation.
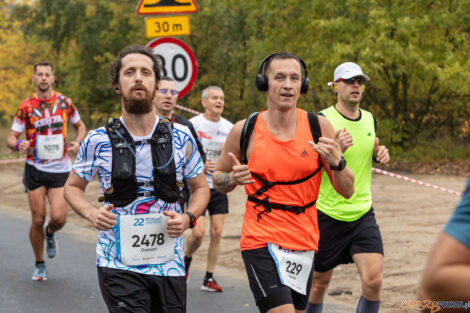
[213,172,234,193]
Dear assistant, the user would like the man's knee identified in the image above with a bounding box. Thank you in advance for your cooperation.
[311,272,332,296]
[49,217,66,231]
[209,225,223,240]
[31,212,46,227]
[191,227,205,242]
[310,270,333,303]
[362,272,383,294]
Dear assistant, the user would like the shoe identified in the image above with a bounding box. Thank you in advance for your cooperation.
[32,263,47,281]
[201,277,223,292]
[44,225,58,258]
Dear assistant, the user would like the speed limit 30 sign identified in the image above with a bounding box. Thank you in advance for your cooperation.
[146,37,197,99]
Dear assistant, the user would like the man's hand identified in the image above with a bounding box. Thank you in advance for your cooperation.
[374,138,390,164]
[67,140,81,155]
[228,152,255,186]
[163,210,187,238]
[204,160,217,176]
[17,140,31,154]
[90,204,117,231]
[309,129,343,168]
[338,127,353,153]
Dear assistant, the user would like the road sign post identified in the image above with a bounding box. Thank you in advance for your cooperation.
[147,37,197,99]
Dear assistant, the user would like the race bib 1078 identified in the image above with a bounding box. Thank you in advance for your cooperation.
[36,134,64,160]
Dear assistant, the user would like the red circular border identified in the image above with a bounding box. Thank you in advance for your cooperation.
[146,37,198,99]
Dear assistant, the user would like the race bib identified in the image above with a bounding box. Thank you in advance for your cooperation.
[268,243,315,295]
[201,138,222,162]
[36,134,64,160]
[116,213,175,266]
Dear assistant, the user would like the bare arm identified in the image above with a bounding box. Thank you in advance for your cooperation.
[6,130,30,153]
[213,120,255,193]
[165,142,210,237]
[186,173,210,219]
[311,115,355,199]
[419,232,470,303]
[68,120,87,155]
[64,171,117,231]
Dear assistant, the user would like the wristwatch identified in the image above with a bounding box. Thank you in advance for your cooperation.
[330,156,346,171]
[184,211,197,228]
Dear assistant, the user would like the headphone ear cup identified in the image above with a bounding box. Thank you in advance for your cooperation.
[300,77,309,94]
[255,74,268,92]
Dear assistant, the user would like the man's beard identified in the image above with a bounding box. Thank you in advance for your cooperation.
[122,87,156,114]
[37,84,50,93]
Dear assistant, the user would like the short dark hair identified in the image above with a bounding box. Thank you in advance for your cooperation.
[109,44,161,86]
[160,76,174,82]
[34,61,53,73]
[264,52,302,75]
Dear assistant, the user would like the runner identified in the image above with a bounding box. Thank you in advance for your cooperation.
[306,62,390,313]
[63,45,210,313]
[212,52,355,313]
[153,76,206,210]
[419,177,470,308]
[6,61,86,281]
[185,86,233,292]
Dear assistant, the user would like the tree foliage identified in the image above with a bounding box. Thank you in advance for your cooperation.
[3,0,469,150]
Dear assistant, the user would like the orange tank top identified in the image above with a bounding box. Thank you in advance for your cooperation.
[240,108,322,251]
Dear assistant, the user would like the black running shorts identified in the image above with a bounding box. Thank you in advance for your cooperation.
[201,188,229,216]
[242,246,313,313]
[97,267,186,313]
[23,163,69,191]
[314,207,384,273]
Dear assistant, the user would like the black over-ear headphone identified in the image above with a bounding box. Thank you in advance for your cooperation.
[255,52,310,94]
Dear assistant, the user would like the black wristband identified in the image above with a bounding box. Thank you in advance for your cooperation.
[184,211,197,228]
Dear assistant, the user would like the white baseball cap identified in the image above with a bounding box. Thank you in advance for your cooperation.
[327,62,370,86]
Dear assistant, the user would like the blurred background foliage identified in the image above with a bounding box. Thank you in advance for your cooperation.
[0,0,469,163]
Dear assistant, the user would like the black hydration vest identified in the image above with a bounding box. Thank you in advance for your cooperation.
[100,118,183,207]
[240,111,323,220]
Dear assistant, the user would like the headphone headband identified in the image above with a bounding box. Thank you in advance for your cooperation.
[255,52,309,94]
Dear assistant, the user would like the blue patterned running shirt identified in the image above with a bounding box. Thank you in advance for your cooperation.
[72,117,204,276]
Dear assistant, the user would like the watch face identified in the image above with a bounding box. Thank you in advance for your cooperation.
[339,157,346,170]
[332,156,346,170]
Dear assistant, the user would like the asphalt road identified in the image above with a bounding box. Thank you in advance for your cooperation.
[0,209,354,313]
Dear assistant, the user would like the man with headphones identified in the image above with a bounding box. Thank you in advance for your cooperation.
[305,62,390,313]
[212,52,355,313]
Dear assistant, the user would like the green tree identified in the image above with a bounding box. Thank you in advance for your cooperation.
[0,0,50,125]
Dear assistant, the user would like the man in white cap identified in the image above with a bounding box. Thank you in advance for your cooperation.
[305,62,389,313]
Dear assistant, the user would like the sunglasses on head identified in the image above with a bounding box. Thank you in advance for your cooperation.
[159,88,179,96]
[336,77,367,85]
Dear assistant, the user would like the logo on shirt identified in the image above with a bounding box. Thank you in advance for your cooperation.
[197,130,212,140]
[367,132,372,136]
[300,149,309,157]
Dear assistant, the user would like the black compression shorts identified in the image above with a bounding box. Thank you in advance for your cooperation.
[23,163,69,191]
[314,207,384,273]
[97,267,186,313]
[242,246,313,313]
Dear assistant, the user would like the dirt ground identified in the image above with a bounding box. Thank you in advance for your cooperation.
[0,162,467,312]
